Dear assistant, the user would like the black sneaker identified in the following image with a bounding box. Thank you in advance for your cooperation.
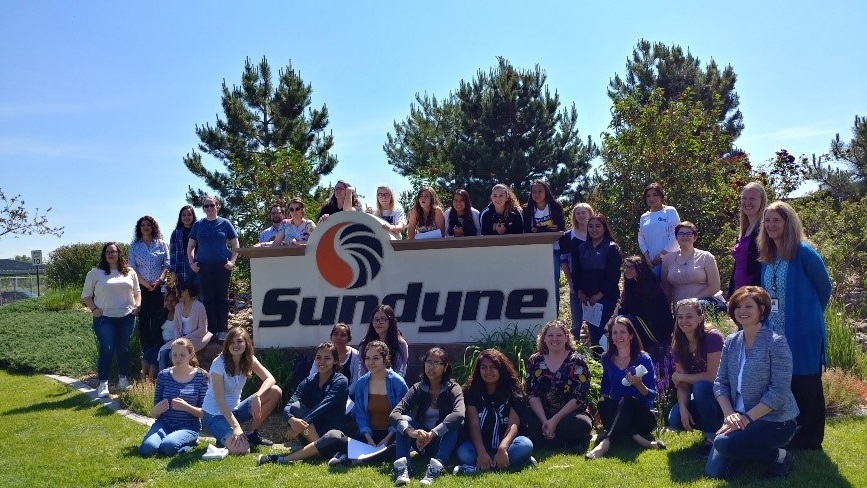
[257,454,281,466]
[768,450,794,478]
[247,430,274,446]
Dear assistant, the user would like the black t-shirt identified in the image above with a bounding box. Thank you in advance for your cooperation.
[466,391,519,451]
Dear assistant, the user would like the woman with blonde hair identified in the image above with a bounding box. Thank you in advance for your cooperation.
[560,202,594,335]
[757,201,831,450]
[368,185,407,240]
[728,182,768,295]
[480,184,524,235]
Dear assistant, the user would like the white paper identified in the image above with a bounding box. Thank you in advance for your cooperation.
[582,302,604,327]
[347,438,389,460]
[345,398,355,416]
[414,228,443,240]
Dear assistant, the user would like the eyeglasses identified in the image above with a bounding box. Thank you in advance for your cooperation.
[105,250,119,255]
[288,207,302,212]
[203,203,216,208]
[334,185,346,191]
[677,231,695,237]
[373,316,389,323]
[377,192,390,197]
[424,360,445,367]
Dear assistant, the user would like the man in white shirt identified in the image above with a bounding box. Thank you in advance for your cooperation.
[258,204,284,243]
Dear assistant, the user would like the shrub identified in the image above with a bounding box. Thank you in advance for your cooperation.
[119,380,155,417]
[45,242,129,290]
[42,286,85,311]
[242,347,297,404]
[823,367,867,416]
[826,303,867,379]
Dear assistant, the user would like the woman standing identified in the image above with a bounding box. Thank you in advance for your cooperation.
[318,180,361,222]
[82,242,141,397]
[357,305,409,380]
[667,299,724,451]
[523,180,566,312]
[187,196,239,341]
[638,182,680,279]
[391,347,465,486]
[524,321,593,453]
[444,189,481,237]
[728,182,768,296]
[169,205,197,285]
[758,201,832,450]
[705,286,798,479]
[272,197,316,246]
[586,316,661,459]
[369,185,407,240]
[407,186,446,239]
[157,282,213,371]
[454,349,535,474]
[201,327,283,454]
[129,216,170,366]
[560,203,594,337]
[661,221,725,313]
[570,215,623,350]
[618,256,674,362]
[139,338,208,456]
[480,184,524,235]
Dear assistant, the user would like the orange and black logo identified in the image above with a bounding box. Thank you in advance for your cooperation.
[315,222,384,289]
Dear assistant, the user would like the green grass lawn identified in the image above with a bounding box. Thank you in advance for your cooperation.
[2,370,865,488]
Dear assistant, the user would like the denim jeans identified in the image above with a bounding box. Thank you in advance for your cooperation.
[552,249,561,315]
[667,381,722,436]
[92,314,136,381]
[158,348,172,371]
[395,416,459,464]
[202,396,254,445]
[569,291,583,340]
[705,419,797,479]
[197,262,230,334]
[456,435,534,469]
[138,418,199,456]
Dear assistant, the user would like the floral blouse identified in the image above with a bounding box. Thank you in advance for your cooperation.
[525,351,591,417]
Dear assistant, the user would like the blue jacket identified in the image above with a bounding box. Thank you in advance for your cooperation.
[714,327,799,423]
[761,242,832,375]
[353,369,409,435]
[284,371,348,432]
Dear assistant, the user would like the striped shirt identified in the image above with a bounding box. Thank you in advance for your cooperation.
[154,368,208,431]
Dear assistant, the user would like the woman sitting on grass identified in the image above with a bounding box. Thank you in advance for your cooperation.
[453,349,535,475]
[307,323,360,393]
[200,327,283,454]
[357,305,409,380]
[586,316,662,459]
[391,347,465,486]
[257,342,350,466]
[139,338,208,456]
[667,298,724,453]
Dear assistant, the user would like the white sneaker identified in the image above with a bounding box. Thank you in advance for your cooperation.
[96,381,109,398]
[420,458,444,486]
[328,452,349,467]
[117,376,130,391]
[453,464,477,475]
[393,457,411,486]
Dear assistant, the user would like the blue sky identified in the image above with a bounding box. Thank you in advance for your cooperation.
[1,1,864,260]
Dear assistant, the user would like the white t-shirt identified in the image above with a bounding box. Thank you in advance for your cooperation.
[638,205,681,259]
[202,355,248,415]
[378,207,407,239]
[81,268,140,317]
[533,204,560,250]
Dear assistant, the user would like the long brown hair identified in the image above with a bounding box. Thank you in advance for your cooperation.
[98,242,130,275]
[671,299,708,368]
[411,186,443,228]
[463,348,523,402]
[603,316,644,362]
[758,201,808,262]
[222,327,254,378]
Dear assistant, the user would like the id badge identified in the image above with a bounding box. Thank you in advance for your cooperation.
[770,298,779,313]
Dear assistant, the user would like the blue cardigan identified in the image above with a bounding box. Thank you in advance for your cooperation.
[761,242,832,375]
[353,369,408,435]
[600,352,657,409]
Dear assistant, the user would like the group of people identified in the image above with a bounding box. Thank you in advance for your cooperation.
[81,178,832,482]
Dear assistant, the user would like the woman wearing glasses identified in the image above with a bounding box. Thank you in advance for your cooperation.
[187,195,239,341]
[318,180,361,222]
[356,305,409,381]
[367,185,407,240]
[272,197,316,246]
[660,221,725,313]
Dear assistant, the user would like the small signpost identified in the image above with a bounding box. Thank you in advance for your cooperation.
[31,250,42,297]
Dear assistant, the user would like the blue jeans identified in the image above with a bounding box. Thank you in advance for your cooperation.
[667,381,722,436]
[202,396,254,445]
[552,249,561,315]
[456,436,534,469]
[197,262,230,334]
[395,416,459,463]
[92,314,136,381]
[705,419,797,479]
[158,348,171,371]
[139,418,199,456]
[569,291,583,340]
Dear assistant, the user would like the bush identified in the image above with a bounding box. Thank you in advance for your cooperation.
[45,242,129,290]
[242,347,297,404]
[42,286,85,311]
[119,380,155,417]
[823,367,867,416]
[826,303,867,379]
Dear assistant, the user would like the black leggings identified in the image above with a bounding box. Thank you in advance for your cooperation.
[789,373,825,449]
[314,429,393,462]
[597,396,656,441]
[527,411,592,448]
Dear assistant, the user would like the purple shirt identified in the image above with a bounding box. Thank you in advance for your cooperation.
[731,233,753,290]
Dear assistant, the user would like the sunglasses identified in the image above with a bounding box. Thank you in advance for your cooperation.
[203,203,216,208]
[288,206,302,212]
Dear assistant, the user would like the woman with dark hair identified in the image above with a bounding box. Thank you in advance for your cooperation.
[368,185,407,240]
[444,189,481,237]
[728,182,768,296]
[82,242,141,397]
[480,184,524,235]
[142,289,178,381]
[169,205,197,285]
[586,316,661,460]
[308,323,360,391]
[638,182,680,279]
[661,221,726,313]
[200,327,283,454]
[618,255,674,362]
[258,342,350,465]
[524,321,593,453]
[272,197,316,246]
[357,305,409,380]
[129,215,170,372]
[157,281,213,371]
[705,286,799,479]
[667,299,724,452]
[454,349,535,474]
[570,214,623,350]
[187,196,239,341]
[407,186,446,239]
[318,180,361,222]
[523,180,566,312]
[758,201,831,450]
[391,347,465,486]
[560,202,594,337]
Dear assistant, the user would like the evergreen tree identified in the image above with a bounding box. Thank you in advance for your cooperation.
[385,57,597,207]
[805,115,867,200]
